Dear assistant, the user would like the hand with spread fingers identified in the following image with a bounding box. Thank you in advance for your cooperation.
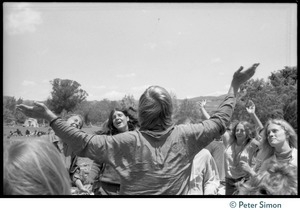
[16,101,57,121]
[232,63,259,87]
[229,63,259,97]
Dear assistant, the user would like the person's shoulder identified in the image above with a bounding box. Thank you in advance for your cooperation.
[200,148,211,156]
[45,133,60,143]
[291,148,297,159]
[194,149,212,161]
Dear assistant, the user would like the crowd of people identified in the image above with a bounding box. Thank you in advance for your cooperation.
[3,63,298,196]
[7,128,48,138]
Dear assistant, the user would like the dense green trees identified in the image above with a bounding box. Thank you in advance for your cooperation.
[4,67,297,132]
[120,95,137,109]
[46,78,88,115]
[233,66,297,131]
[73,99,121,125]
[173,98,201,124]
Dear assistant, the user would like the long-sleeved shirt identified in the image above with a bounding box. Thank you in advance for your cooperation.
[51,94,235,195]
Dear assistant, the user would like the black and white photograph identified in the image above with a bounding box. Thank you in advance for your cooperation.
[2,2,297,211]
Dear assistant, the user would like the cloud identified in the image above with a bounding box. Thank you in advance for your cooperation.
[86,93,102,101]
[205,85,229,96]
[87,85,149,101]
[4,3,42,34]
[103,91,125,100]
[130,85,150,92]
[22,80,36,86]
[210,58,222,64]
[205,91,226,96]
[116,73,136,78]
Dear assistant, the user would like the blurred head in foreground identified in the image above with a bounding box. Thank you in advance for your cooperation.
[3,137,71,195]
[237,159,297,195]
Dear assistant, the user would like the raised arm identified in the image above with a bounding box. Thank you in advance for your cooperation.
[188,64,260,150]
[197,99,211,120]
[16,101,58,124]
[246,100,263,132]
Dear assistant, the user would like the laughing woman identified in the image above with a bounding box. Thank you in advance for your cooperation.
[90,107,139,195]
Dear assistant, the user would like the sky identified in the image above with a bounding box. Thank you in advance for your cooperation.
[3,3,297,101]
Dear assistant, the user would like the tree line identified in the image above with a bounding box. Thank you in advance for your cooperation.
[3,66,297,132]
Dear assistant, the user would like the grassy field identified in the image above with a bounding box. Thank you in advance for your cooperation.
[3,125,101,136]
[3,125,102,170]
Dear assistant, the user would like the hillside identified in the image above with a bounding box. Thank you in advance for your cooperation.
[4,93,227,117]
[178,94,227,114]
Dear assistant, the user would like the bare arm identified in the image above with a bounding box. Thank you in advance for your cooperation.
[16,64,259,123]
[220,64,260,147]
[246,100,263,132]
[16,101,58,123]
[197,99,211,120]
[15,64,260,162]
[190,64,259,150]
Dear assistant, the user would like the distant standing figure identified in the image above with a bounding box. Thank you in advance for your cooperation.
[15,129,23,136]
[25,129,31,137]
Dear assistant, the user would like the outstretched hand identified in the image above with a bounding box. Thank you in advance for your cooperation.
[16,101,57,121]
[232,63,259,87]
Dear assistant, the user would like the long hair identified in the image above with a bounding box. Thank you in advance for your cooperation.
[95,107,139,135]
[3,137,71,195]
[237,159,297,195]
[258,119,298,162]
[138,86,173,131]
[231,121,256,145]
[64,113,84,129]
